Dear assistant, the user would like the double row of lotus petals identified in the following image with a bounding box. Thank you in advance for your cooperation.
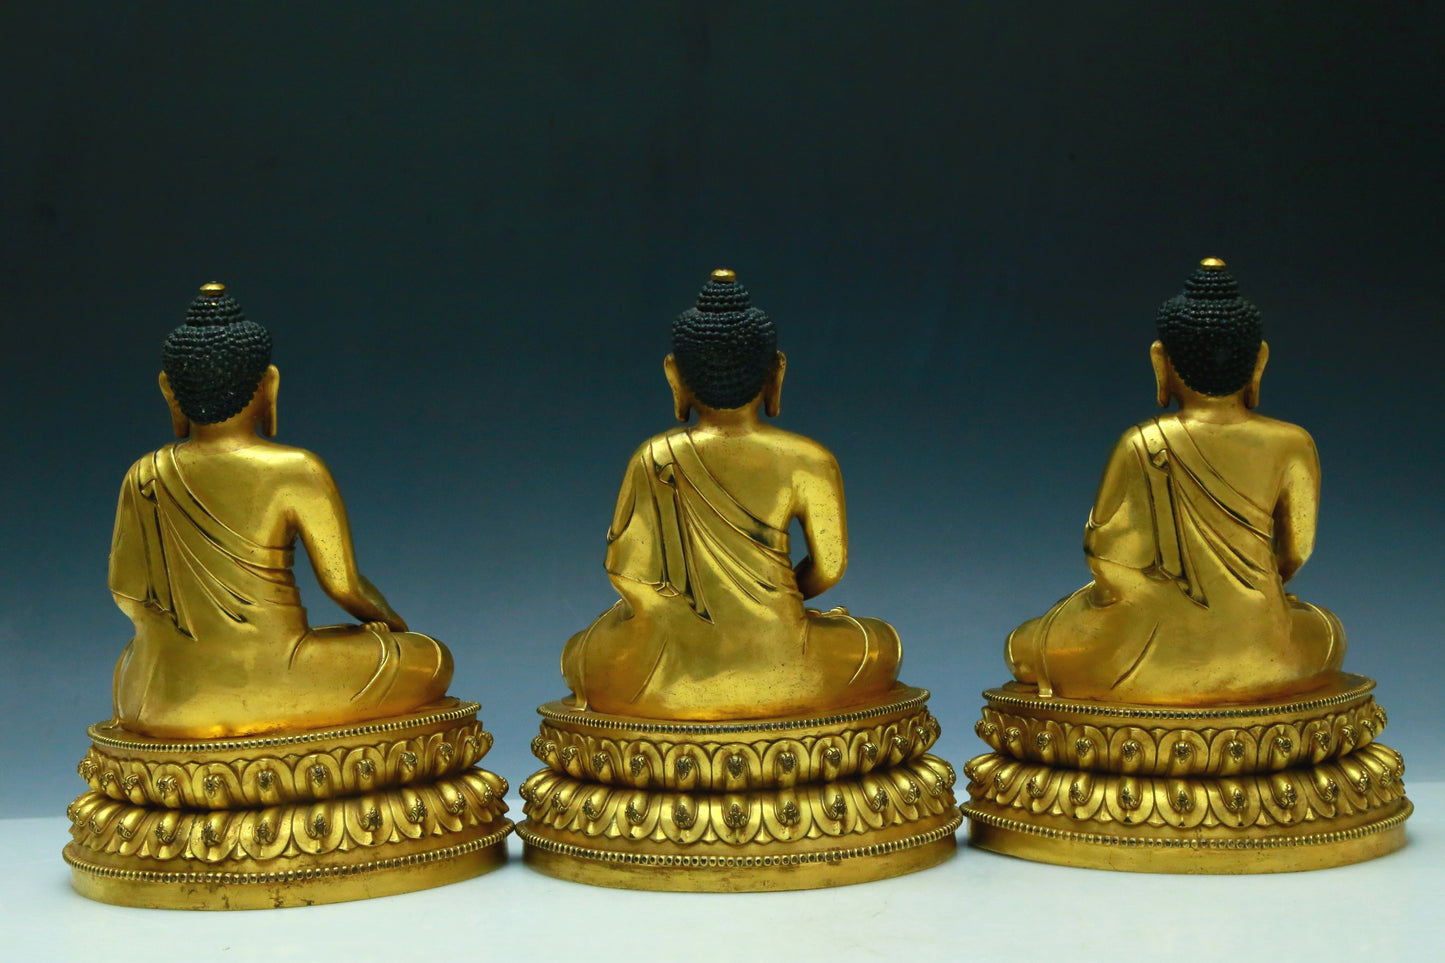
[964,742,1405,829]
[531,711,941,791]
[521,755,956,845]
[66,768,509,863]
[77,724,495,809]
[973,700,1387,776]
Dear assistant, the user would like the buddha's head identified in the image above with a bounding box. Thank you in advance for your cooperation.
[159,283,278,437]
[665,268,785,422]
[1152,258,1268,408]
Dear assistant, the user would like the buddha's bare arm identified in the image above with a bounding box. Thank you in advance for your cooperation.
[794,452,848,600]
[607,447,645,538]
[1083,432,1135,560]
[288,454,407,631]
[1274,435,1321,584]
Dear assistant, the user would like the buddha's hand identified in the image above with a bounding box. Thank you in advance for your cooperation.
[363,617,410,633]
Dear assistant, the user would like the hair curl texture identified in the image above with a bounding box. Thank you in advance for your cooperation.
[671,273,778,410]
[161,289,274,424]
[1155,264,1262,397]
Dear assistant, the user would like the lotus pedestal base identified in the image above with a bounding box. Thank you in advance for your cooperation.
[518,686,961,892]
[961,674,1410,874]
[64,698,514,909]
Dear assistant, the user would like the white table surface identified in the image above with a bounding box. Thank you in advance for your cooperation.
[3,786,1437,962]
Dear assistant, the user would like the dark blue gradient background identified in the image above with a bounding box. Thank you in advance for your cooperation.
[3,3,1441,817]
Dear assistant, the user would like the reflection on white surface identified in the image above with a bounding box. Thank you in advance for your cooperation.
[5,786,1439,962]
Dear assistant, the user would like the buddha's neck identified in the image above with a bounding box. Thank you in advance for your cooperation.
[185,418,263,450]
[1175,390,1250,423]
[693,399,764,434]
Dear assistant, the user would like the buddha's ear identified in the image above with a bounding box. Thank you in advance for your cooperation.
[1149,340,1172,409]
[1245,341,1268,410]
[158,371,190,438]
[260,364,280,436]
[764,350,786,418]
[663,354,691,423]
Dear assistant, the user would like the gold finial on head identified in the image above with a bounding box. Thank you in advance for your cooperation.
[711,268,736,284]
[1199,257,1226,271]
[199,282,227,297]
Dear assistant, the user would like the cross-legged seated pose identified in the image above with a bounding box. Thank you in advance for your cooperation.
[109,284,452,738]
[561,270,900,720]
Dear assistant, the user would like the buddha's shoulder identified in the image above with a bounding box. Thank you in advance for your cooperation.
[1244,415,1318,457]
[1143,413,1317,459]
[627,428,687,461]
[242,442,337,480]
[752,426,840,473]
[185,442,338,486]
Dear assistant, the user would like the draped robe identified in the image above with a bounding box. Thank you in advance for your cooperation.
[108,445,450,738]
[1007,415,1344,705]
[562,431,899,719]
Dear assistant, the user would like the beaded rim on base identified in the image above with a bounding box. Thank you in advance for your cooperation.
[982,675,1374,722]
[962,802,1410,852]
[87,700,482,753]
[518,812,961,870]
[537,687,931,735]
[63,821,514,886]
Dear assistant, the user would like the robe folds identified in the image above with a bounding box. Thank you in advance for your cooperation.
[1007,416,1344,705]
[108,445,450,738]
[563,430,899,719]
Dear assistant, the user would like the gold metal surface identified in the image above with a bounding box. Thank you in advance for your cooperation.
[520,688,960,891]
[967,262,1409,871]
[962,679,1410,872]
[66,283,512,907]
[65,701,513,909]
[525,271,958,888]
[1003,365,1344,704]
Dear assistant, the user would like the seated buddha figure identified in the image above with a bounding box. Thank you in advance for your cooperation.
[561,269,902,719]
[1005,259,1345,705]
[108,283,453,738]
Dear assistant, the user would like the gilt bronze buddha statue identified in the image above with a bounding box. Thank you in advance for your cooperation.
[520,269,960,890]
[963,259,1410,872]
[64,284,513,909]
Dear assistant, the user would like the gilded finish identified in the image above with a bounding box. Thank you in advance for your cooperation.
[524,271,958,889]
[966,260,1409,871]
[77,700,493,808]
[529,694,940,789]
[963,677,1410,871]
[560,296,900,718]
[523,756,957,844]
[1006,260,1340,705]
[113,356,451,737]
[67,284,512,908]
[66,700,514,908]
[520,690,960,890]
[972,676,1385,775]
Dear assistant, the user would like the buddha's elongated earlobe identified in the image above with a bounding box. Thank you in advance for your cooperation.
[158,371,190,438]
[1244,341,1268,409]
[663,354,692,423]
[261,364,280,437]
[764,350,786,418]
[1149,340,1172,409]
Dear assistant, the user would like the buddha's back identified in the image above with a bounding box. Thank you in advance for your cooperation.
[107,285,451,739]
[1007,261,1344,706]
[560,270,901,720]
[1169,410,1318,514]
[682,422,838,531]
